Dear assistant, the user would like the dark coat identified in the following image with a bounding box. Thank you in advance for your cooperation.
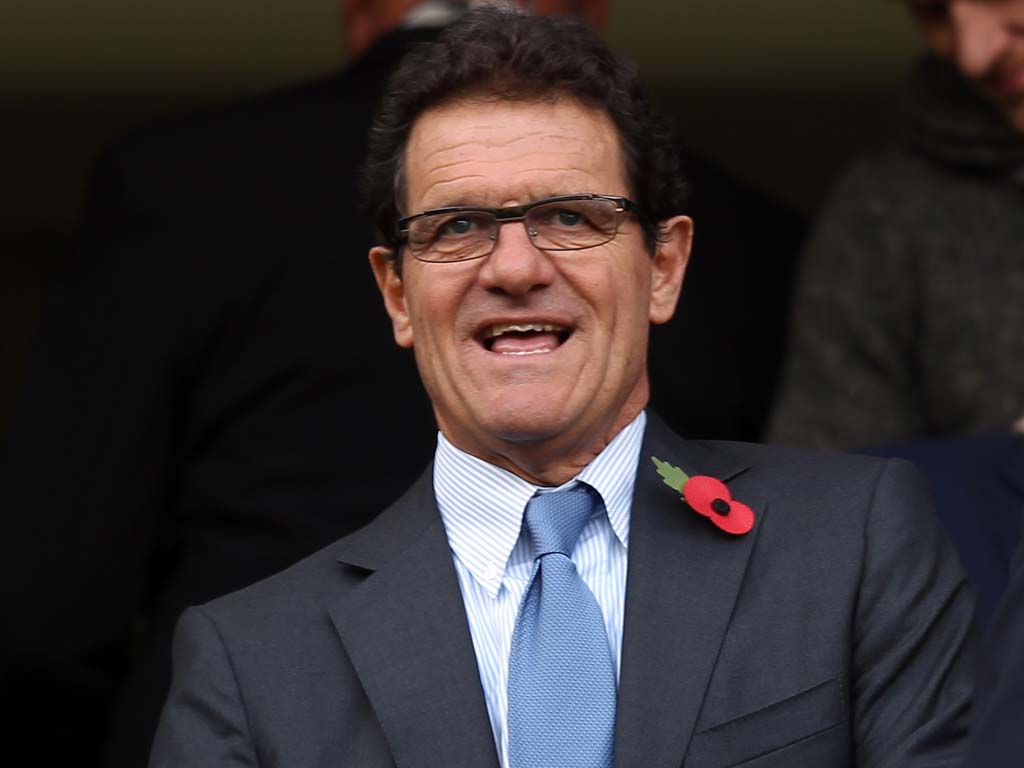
[862,434,1024,632]
[769,56,1024,451]
[150,414,974,768]
[967,514,1024,767]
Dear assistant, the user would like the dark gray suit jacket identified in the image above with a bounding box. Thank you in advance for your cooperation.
[149,415,974,767]
[964,465,1024,767]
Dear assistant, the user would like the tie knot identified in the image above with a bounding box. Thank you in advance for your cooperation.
[524,485,597,559]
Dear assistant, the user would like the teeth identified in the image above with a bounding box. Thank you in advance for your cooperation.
[485,322,565,339]
[500,348,553,356]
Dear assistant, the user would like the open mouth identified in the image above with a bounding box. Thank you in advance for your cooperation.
[479,322,572,356]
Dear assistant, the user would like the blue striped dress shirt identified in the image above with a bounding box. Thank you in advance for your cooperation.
[434,411,644,767]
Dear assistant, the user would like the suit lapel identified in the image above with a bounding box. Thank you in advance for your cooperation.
[615,414,767,768]
[329,468,500,768]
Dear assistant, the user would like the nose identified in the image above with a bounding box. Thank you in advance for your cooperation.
[477,220,558,297]
[950,1,1011,78]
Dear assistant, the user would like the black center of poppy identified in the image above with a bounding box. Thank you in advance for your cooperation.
[711,498,731,515]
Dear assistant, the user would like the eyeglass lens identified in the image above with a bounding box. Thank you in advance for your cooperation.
[407,198,620,262]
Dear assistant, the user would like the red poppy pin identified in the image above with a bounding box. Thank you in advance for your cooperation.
[651,456,755,535]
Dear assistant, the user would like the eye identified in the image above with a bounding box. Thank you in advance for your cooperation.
[441,216,477,236]
[554,209,585,227]
[534,204,598,231]
[433,212,495,242]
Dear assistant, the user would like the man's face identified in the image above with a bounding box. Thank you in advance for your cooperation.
[908,0,1024,131]
[371,97,690,482]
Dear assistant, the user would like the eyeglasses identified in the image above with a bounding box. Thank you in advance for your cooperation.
[397,194,641,263]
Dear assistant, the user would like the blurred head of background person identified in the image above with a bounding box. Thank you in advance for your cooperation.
[906,0,1024,132]
[770,0,1024,453]
[343,0,609,61]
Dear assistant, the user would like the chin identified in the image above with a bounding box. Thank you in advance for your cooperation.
[475,397,581,446]
[485,412,570,445]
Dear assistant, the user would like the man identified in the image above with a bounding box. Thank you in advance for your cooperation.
[150,10,973,767]
[769,0,1024,451]
[2,2,802,766]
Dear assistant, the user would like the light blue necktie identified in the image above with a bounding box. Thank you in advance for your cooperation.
[507,485,616,768]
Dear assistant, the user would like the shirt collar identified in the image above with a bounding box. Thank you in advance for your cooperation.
[434,411,645,598]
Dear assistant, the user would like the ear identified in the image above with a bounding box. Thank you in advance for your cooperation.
[369,246,415,348]
[649,215,693,325]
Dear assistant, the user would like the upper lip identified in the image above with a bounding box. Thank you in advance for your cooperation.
[473,317,574,345]
[483,321,568,339]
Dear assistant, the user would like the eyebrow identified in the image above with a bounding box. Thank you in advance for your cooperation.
[416,188,588,211]
[418,197,478,210]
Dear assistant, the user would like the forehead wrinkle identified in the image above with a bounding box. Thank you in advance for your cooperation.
[417,168,607,210]
[415,174,492,208]
[411,114,610,167]
[417,140,597,184]
[424,124,597,152]
[405,99,627,210]
[410,145,614,208]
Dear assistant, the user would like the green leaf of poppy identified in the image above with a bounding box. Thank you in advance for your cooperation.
[651,455,689,492]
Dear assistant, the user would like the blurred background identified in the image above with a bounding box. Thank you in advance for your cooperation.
[0,0,923,431]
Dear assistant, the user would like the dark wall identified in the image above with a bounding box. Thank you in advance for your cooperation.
[0,1,924,430]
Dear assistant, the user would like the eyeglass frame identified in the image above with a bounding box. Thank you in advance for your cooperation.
[395,193,642,263]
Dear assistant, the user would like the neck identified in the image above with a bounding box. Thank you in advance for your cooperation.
[441,402,646,487]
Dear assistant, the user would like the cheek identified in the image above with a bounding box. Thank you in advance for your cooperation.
[596,245,653,298]
[406,283,476,380]
[606,266,654,348]
[404,273,456,336]
[625,263,654,318]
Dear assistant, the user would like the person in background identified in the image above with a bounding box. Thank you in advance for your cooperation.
[769,0,1024,452]
[150,10,973,767]
[0,1,802,766]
